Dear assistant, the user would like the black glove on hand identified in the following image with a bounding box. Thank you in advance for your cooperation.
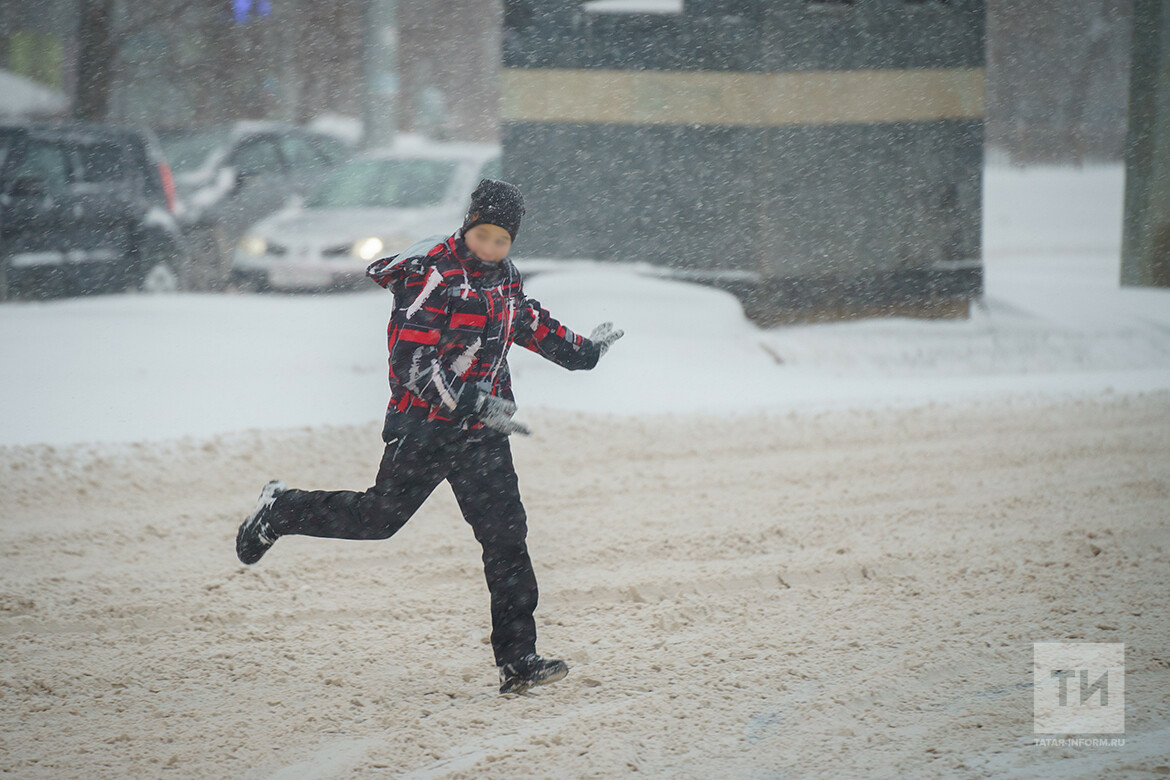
[589,322,625,358]
[473,392,531,436]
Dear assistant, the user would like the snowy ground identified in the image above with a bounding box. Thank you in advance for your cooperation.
[1,165,1169,778]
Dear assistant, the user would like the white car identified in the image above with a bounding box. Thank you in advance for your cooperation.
[232,137,499,291]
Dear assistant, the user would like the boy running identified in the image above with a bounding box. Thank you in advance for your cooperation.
[236,179,623,694]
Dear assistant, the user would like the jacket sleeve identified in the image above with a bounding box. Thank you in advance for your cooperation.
[513,295,601,371]
[367,234,449,289]
[387,260,482,415]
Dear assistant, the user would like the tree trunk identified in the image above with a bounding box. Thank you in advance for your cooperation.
[75,0,119,122]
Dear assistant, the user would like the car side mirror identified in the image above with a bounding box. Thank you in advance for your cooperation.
[6,177,47,197]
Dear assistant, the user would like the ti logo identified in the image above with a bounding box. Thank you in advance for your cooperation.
[1033,643,1124,734]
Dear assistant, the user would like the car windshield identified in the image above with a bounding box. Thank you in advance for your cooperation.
[157,128,232,174]
[305,158,458,209]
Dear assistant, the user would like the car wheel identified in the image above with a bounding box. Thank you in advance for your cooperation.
[140,261,181,294]
[0,259,31,301]
[229,268,270,293]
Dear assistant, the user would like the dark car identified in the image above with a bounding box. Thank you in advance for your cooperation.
[157,122,353,288]
[0,122,186,301]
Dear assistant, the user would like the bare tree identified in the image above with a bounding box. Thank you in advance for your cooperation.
[74,0,202,122]
[74,0,117,121]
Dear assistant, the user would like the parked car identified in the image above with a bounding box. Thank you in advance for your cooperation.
[157,122,353,289]
[232,138,499,291]
[0,122,186,301]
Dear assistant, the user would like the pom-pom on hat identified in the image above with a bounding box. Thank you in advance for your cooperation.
[462,179,525,241]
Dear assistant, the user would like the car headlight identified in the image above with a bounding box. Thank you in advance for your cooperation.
[353,237,384,261]
[240,235,268,255]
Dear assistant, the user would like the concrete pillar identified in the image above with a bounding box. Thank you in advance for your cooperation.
[1121,0,1170,288]
[364,0,398,149]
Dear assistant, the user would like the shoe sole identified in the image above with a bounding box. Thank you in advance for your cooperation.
[236,480,285,564]
[500,664,569,696]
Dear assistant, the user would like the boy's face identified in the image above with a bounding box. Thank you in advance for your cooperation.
[463,223,512,263]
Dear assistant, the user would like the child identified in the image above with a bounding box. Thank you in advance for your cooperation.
[236,179,623,695]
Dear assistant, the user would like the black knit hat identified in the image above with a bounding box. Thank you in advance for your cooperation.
[462,179,525,241]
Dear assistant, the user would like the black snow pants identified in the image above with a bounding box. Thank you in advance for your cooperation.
[267,423,538,667]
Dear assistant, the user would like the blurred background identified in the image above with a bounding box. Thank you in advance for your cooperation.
[0,1,1134,162]
[1,0,1164,316]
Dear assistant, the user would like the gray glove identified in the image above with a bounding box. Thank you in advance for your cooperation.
[474,392,531,436]
[589,322,625,358]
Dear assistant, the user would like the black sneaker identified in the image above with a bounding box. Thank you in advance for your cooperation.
[236,480,286,565]
[498,654,569,695]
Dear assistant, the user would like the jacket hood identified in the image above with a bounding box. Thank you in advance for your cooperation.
[366,233,516,285]
[365,233,447,281]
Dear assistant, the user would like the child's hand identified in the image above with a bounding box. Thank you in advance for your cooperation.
[475,393,532,436]
[589,322,625,358]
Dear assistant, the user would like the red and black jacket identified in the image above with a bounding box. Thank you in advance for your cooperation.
[367,232,600,431]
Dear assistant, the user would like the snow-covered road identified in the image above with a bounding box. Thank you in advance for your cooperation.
[2,396,1167,778]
